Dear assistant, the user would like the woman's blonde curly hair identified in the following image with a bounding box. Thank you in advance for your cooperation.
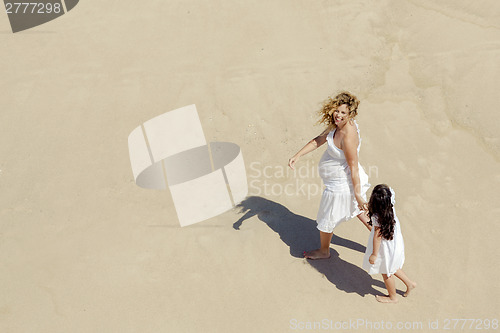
[318,91,360,130]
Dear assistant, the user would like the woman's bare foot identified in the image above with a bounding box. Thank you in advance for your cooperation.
[376,295,398,303]
[304,249,331,259]
[403,282,417,297]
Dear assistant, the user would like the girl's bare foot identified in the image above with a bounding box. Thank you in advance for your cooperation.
[403,282,417,297]
[376,295,398,303]
[304,249,331,259]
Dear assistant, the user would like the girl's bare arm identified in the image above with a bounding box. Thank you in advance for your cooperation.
[369,227,382,264]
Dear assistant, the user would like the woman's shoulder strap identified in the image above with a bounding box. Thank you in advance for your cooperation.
[352,120,360,136]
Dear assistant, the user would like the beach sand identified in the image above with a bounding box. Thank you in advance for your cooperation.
[0,0,499,331]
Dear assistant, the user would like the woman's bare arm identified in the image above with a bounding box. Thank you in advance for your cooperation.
[288,128,330,169]
[343,124,367,210]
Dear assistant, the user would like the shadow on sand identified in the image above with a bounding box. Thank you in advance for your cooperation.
[233,196,366,257]
[233,196,388,297]
[308,249,386,297]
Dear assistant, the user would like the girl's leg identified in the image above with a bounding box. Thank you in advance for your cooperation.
[394,269,417,297]
[304,231,333,259]
[357,211,372,231]
[376,274,399,303]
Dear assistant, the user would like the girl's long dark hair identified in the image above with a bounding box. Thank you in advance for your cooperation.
[368,184,395,240]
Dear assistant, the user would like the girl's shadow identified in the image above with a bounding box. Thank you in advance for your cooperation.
[233,196,386,297]
[308,249,385,297]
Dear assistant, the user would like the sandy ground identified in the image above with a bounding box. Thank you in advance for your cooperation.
[1,0,499,332]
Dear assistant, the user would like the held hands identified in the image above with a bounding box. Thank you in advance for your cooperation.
[355,194,368,212]
[369,254,377,265]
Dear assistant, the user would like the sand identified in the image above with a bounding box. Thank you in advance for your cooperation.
[1,0,499,332]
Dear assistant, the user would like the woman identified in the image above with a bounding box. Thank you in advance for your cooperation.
[288,91,371,259]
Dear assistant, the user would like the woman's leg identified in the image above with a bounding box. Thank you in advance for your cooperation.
[304,231,333,259]
[394,269,417,297]
[376,274,399,303]
[357,211,372,231]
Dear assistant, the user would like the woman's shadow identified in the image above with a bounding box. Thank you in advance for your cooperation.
[233,196,387,297]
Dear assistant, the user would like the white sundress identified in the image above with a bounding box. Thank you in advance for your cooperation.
[362,212,405,277]
[316,120,370,233]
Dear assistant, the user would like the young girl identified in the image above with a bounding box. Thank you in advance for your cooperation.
[362,184,416,303]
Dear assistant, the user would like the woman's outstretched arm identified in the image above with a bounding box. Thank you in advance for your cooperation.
[288,128,330,169]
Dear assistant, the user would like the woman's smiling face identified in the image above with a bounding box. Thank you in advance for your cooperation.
[333,104,349,126]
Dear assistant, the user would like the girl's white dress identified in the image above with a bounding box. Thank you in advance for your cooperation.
[362,212,405,277]
[316,120,370,233]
